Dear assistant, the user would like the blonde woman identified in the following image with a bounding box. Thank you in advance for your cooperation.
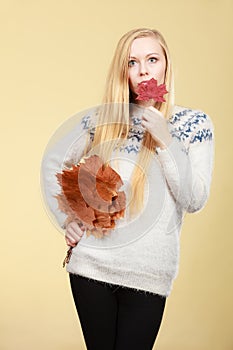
[41,28,214,349]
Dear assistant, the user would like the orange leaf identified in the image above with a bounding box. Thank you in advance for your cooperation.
[55,155,126,237]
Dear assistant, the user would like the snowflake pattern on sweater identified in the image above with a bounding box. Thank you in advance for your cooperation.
[169,109,213,145]
[80,106,213,155]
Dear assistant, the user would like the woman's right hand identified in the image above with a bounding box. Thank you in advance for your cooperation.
[65,221,85,247]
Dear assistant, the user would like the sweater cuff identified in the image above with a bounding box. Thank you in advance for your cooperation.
[155,137,187,165]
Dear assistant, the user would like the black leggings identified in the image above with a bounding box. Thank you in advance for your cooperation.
[69,273,166,350]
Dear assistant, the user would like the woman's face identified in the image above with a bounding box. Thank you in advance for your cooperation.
[128,36,167,100]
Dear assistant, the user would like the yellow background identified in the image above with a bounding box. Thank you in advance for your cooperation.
[1,0,232,349]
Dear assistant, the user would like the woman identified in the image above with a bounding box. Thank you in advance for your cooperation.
[41,28,214,350]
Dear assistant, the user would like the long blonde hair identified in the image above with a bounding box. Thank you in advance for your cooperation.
[90,28,174,215]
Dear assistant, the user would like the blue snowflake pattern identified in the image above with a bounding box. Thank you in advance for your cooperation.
[81,115,93,130]
[79,108,213,156]
[169,109,193,124]
[127,127,145,143]
[123,117,145,153]
[131,116,142,125]
[190,128,213,144]
[169,109,213,145]
[80,115,96,141]
[119,144,140,154]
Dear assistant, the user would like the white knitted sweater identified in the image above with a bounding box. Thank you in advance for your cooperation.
[41,104,214,297]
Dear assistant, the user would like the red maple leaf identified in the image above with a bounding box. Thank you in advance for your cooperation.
[135,78,168,102]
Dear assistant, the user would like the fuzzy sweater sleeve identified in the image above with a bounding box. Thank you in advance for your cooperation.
[40,116,93,230]
[156,112,214,213]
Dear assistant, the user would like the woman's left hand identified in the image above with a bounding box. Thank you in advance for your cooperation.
[141,106,172,149]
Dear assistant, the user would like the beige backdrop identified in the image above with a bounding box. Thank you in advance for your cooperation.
[1,0,232,349]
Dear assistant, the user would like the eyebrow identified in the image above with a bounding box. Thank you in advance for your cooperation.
[129,53,160,59]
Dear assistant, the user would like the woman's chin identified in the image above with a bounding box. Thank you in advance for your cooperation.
[134,99,155,108]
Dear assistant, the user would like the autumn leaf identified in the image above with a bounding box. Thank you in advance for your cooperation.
[55,155,126,239]
[135,78,168,102]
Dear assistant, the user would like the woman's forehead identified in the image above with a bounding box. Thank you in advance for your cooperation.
[130,37,163,57]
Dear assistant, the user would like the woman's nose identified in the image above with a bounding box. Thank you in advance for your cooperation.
[139,62,149,76]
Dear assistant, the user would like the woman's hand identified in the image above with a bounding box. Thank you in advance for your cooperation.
[141,106,172,149]
[65,221,111,247]
[65,221,85,247]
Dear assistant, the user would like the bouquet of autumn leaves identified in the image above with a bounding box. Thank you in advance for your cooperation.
[56,155,126,237]
[55,155,126,265]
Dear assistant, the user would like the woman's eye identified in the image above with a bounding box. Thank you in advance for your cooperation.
[128,60,137,67]
[148,57,158,63]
